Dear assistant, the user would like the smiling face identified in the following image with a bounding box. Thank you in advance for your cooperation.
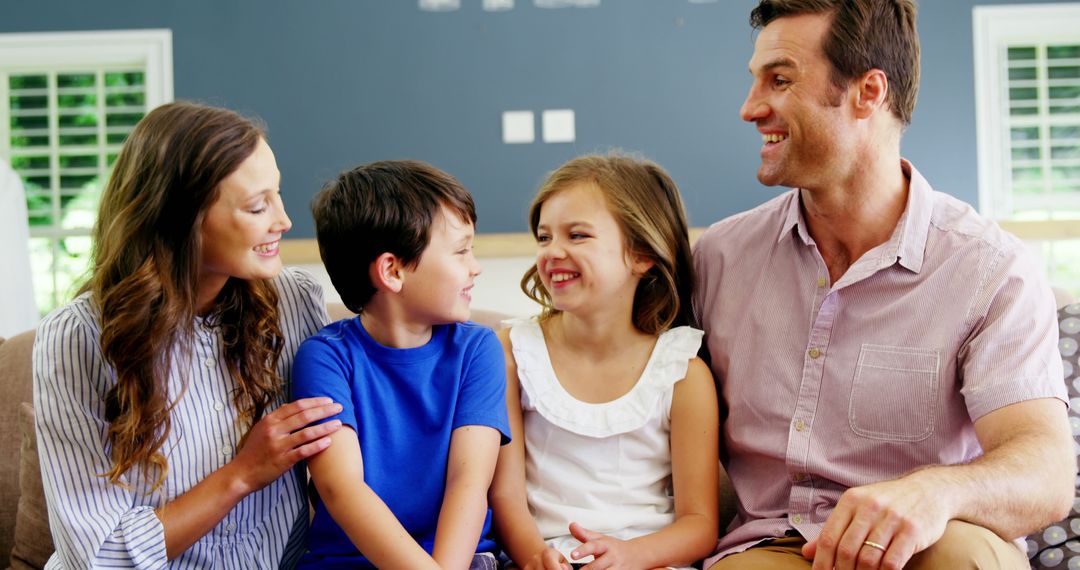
[740,12,857,190]
[534,182,650,318]
[199,138,290,305]
[399,204,482,325]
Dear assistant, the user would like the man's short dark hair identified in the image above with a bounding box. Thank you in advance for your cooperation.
[311,160,476,313]
[750,0,920,126]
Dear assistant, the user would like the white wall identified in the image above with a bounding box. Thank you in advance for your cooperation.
[292,255,542,319]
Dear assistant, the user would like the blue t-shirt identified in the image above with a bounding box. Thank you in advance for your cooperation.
[292,318,510,569]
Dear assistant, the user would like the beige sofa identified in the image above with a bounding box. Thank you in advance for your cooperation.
[0,328,34,569]
[0,304,508,569]
[3,296,1078,568]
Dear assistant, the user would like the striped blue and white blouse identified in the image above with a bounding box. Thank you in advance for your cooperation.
[32,267,329,569]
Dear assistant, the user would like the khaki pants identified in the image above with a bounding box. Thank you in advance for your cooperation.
[707,521,1029,569]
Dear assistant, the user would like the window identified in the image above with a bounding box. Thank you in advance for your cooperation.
[974,3,1080,292]
[0,30,172,314]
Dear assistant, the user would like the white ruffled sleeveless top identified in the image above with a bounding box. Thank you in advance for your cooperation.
[508,318,704,563]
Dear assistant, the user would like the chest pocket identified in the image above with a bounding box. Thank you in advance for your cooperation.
[848,344,940,442]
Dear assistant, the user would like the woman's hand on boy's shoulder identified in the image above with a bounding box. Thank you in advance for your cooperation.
[229,397,342,494]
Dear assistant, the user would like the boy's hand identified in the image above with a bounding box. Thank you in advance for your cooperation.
[523,546,571,570]
[569,522,642,570]
[231,397,342,494]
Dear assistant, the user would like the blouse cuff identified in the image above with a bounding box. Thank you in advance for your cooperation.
[109,506,168,569]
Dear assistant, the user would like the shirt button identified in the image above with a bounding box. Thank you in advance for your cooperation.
[817,277,827,288]
[792,472,807,483]
[220,444,232,457]
[225,522,236,534]
[794,419,806,432]
[792,514,803,524]
[808,347,821,359]
[214,401,225,412]
[204,357,215,368]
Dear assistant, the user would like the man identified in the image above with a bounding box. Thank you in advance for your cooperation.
[692,1,1075,569]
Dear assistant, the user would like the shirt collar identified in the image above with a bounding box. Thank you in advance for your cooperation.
[777,159,933,273]
[779,191,810,245]
[891,159,932,273]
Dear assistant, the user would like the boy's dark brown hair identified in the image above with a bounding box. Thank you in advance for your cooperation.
[750,0,920,125]
[312,160,476,313]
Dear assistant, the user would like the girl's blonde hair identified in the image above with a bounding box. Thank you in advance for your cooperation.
[521,153,694,335]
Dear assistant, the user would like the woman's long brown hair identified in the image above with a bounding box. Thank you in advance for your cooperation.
[84,101,284,490]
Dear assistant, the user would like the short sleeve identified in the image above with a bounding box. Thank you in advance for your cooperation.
[452,327,510,444]
[291,331,358,431]
[959,246,1067,420]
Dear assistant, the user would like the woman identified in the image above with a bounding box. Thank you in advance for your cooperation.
[32,101,341,569]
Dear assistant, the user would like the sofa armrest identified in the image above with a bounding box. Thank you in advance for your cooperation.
[0,329,36,568]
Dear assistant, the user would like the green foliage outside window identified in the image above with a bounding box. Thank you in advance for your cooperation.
[1005,43,1080,297]
[8,70,145,315]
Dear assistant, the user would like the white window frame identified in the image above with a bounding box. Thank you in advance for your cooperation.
[0,30,173,312]
[0,29,173,153]
[973,3,1080,220]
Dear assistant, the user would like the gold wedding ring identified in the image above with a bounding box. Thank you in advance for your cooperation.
[863,540,887,552]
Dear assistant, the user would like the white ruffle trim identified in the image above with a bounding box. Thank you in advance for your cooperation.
[508,317,703,438]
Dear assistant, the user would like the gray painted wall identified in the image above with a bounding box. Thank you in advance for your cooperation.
[2,0,1072,237]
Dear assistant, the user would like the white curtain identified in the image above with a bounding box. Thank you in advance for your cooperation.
[0,158,38,337]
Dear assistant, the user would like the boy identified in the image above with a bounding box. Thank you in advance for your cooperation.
[293,160,510,570]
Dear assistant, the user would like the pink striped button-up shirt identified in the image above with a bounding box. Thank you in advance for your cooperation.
[693,161,1066,565]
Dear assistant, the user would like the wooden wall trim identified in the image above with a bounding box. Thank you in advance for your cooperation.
[279,233,541,264]
[999,220,1080,242]
[279,222,1077,265]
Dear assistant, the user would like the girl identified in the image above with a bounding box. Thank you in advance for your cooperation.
[33,102,342,568]
[491,154,720,570]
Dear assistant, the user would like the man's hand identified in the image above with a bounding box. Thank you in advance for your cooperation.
[802,471,951,570]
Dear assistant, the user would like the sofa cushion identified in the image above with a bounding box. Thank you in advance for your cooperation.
[0,330,34,568]
[8,403,51,570]
[1028,302,1080,568]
